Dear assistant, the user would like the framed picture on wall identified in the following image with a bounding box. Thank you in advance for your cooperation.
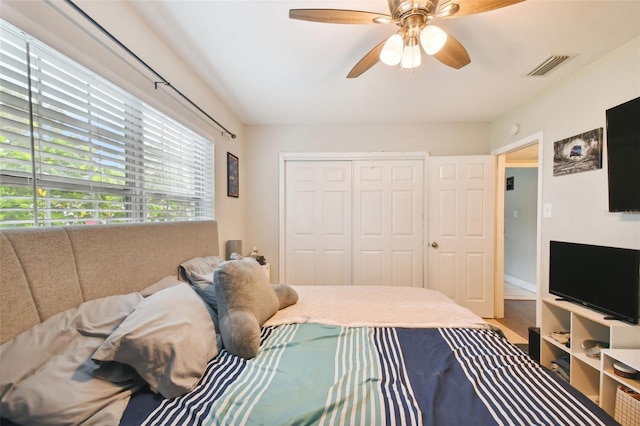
[506,176,515,191]
[552,128,603,176]
[227,152,239,198]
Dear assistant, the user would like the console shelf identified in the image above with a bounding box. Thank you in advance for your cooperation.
[600,349,640,418]
[541,298,640,412]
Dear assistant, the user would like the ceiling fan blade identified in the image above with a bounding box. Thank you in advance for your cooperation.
[438,0,523,17]
[433,34,471,69]
[289,9,391,25]
[347,40,387,78]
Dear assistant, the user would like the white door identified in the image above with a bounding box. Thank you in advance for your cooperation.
[352,160,424,286]
[428,156,496,317]
[284,161,352,285]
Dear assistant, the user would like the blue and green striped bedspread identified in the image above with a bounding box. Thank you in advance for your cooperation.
[123,324,615,426]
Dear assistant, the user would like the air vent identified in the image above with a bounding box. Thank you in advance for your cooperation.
[525,55,572,77]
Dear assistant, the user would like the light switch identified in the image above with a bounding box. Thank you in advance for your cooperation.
[543,203,552,218]
[513,210,518,218]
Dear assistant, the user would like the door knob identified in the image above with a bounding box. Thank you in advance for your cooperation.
[431,242,439,248]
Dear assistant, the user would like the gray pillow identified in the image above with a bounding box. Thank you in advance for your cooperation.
[179,256,224,288]
[140,276,182,297]
[190,271,215,288]
[92,285,219,399]
[178,258,221,328]
[0,293,144,425]
[215,257,298,359]
[192,281,219,332]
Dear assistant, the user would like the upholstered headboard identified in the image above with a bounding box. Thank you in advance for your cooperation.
[0,220,219,344]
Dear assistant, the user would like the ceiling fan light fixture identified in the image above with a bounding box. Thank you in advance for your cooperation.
[290,0,525,78]
[401,43,421,69]
[380,33,403,65]
[436,3,460,18]
[420,25,447,55]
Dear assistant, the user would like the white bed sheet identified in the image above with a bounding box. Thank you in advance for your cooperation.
[264,285,492,330]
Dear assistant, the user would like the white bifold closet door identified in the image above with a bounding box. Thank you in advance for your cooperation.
[352,160,424,286]
[284,159,424,287]
[284,161,352,286]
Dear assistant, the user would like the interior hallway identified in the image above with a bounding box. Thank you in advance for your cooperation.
[498,282,536,340]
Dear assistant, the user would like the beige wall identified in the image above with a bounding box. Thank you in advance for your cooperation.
[490,36,640,299]
[1,0,248,252]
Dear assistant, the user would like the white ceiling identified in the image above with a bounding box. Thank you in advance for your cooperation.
[130,0,640,127]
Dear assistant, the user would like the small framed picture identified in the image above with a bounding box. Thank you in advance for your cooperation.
[227,152,239,198]
[506,176,515,191]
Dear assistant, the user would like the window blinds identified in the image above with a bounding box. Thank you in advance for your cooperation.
[0,21,214,227]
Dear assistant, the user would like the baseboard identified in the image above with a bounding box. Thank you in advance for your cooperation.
[504,275,536,293]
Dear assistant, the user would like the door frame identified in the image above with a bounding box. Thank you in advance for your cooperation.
[491,131,544,320]
[279,151,429,285]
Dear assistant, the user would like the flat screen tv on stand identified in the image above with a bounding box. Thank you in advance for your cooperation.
[549,241,640,325]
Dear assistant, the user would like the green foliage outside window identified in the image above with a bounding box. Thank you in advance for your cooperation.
[1,20,214,228]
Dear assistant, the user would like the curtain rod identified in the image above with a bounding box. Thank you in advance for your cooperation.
[64,0,237,139]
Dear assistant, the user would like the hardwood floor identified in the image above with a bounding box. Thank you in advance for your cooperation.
[496,300,536,340]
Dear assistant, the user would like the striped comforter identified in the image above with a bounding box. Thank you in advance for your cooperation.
[124,323,615,426]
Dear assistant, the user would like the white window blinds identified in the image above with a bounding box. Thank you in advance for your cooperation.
[0,20,214,227]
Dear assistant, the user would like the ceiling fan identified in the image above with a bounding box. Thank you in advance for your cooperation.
[289,0,524,78]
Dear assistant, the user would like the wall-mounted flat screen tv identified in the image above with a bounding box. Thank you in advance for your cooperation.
[549,241,640,324]
[606,96,640,212]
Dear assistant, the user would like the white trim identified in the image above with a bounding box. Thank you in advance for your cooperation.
[280,152,429,161]
[505,161,539,168]
[491,131,544,322]
[504,274,537,293]
[491,131,543,156]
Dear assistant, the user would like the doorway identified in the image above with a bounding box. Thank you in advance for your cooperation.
[492,132,543,339]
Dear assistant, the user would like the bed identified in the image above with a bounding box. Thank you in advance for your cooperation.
[0,221,617,425]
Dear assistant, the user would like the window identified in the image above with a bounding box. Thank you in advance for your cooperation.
[0,20,214,227]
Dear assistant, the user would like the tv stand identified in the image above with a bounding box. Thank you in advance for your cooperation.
[541,298,640,417]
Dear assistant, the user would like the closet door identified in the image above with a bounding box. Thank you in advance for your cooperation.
[284,161,352,285]
[352,160,424,287]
